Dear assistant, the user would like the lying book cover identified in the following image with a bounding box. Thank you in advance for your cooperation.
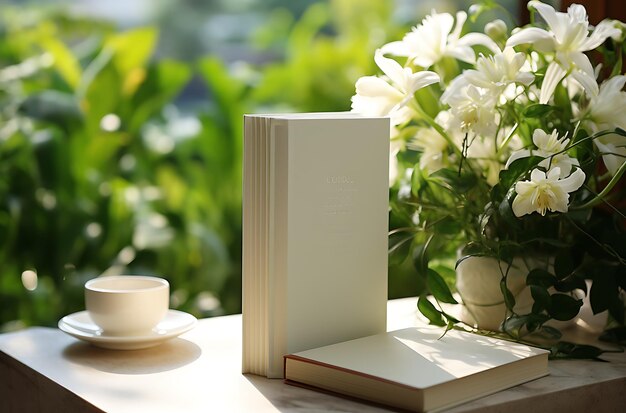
[242,113,390,378]
[284,327,549,412]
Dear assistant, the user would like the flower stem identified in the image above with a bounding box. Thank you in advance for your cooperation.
[497,122,519,155]
[572,153,626,210]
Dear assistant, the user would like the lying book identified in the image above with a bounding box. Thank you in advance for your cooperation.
[284,327,549,412]
[242,113,390,378]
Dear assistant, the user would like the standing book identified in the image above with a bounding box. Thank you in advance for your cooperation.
[242,113,390,378]
[284,327,549,412]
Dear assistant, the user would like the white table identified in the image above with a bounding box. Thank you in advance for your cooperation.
[1,298,625,412]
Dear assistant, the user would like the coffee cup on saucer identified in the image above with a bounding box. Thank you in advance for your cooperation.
[85,275,169,336]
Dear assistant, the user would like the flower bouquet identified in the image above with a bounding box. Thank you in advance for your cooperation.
[352,1,626,355]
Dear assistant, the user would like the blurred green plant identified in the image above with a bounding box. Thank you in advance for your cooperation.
[0,7,249,330]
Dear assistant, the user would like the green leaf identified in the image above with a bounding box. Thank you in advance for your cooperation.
[388,232,413,266]
[497,191,517,223]
[430,264,456,283]
[612,43,624,77]
[523,103,553,118]
[40,37,82,89]
[501,314,527,337]
[417,296,446,327]
[600,326,626,345]
[198,57,246,117]
[458,242,486,258]
[107,27,158,75]
[503,313,550,337]
[548,294,582,321]
[615,127,626,137]
[525,237,570,248]
[83,58,121,133]
[590,272,616,314]
[590,269,624,324]
[497,244,517,267]
[414,86,439,118]
[554,251,575,279]
[444,320,455,334]
[411,167,427,197]
[526,268,556,287]
[500,279,516,310]
[550,342,605,360]
[432,216,460,236]
[431,168,478,194]
[540,325,562,339]
[128,59,191,133]
[427,269,458,304]
[525,312,549,333]
[498,155,543,189]
[411,234,433,277]
[553,83,573,119]
[530,285,551,311]
[554,275,587,294]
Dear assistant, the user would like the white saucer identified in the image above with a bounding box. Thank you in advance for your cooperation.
[58,310,197,350]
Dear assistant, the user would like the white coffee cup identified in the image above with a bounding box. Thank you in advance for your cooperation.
[85,275,169,336]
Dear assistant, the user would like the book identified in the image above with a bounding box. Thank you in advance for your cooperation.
[284,327,550,412]
[242,113,390,378]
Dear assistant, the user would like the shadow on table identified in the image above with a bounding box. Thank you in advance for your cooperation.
[243,374,389,412]
[62,338,201,375]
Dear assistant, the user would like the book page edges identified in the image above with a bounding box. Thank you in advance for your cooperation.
[423,353,548,412]
[267,119,289,378]
[241,116,254,374]
[284,352,547,412]
[284,355,424,412]
[284,379,419,412]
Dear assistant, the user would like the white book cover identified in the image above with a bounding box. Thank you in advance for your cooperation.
[285,327,550,412]
[242,113,390,378]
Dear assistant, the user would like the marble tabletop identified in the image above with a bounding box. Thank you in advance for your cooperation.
[0,298,625,413]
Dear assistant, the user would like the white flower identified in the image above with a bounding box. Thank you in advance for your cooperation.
[428,112,514,186]
[532,129,568,153]
[512,167,586,217]
[351,49,439,125]
[507,1,620,103]
[595,133,626,176]
[506,129,579,177]
[463,47,534,100]
[409,128,448,173]
[441,81,498,136]
[389,137,404,186]
[578,75,626,176]
[485,19,508,40]
[584,75,626,131]
[382,11,498,67]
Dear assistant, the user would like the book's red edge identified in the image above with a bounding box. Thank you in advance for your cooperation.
[283,379,414,413]
[283,354,423,392]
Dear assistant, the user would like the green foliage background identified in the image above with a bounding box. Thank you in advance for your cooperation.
[0,0,415,330]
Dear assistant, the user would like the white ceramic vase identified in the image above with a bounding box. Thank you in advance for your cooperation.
[455,255,604,332]
[456,255,537,331]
